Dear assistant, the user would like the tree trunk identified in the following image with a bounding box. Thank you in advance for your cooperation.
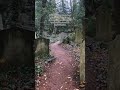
[61,0,66,14]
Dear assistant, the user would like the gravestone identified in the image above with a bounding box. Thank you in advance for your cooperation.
[0,0,35,68]
[35,37,49,58]
[0,28,34,67]
[75,27,83,44]
[59,32,67,42]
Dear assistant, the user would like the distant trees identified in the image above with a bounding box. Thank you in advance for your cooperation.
[35,0,56,37]
[35,0,85,37]
[39,0,47,35]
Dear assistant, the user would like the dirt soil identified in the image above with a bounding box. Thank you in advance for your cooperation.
[37,41,84,90]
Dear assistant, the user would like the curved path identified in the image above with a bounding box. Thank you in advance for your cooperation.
[38,41,81,90]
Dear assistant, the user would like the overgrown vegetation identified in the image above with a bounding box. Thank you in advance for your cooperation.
[35,0,85,81]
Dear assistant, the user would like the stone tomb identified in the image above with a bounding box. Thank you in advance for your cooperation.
[0,27,34,68]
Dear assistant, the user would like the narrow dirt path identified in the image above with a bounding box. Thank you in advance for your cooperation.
[38,41,81,90]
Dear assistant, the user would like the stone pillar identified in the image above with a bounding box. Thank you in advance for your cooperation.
[80,40,85,84]
[77,21,85,85]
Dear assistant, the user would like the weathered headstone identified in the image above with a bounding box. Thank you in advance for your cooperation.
[59,32,67,42]
[0,28,34,67]
[35,37,49,58]
[75,27,83,44]
[0,0,35,67]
